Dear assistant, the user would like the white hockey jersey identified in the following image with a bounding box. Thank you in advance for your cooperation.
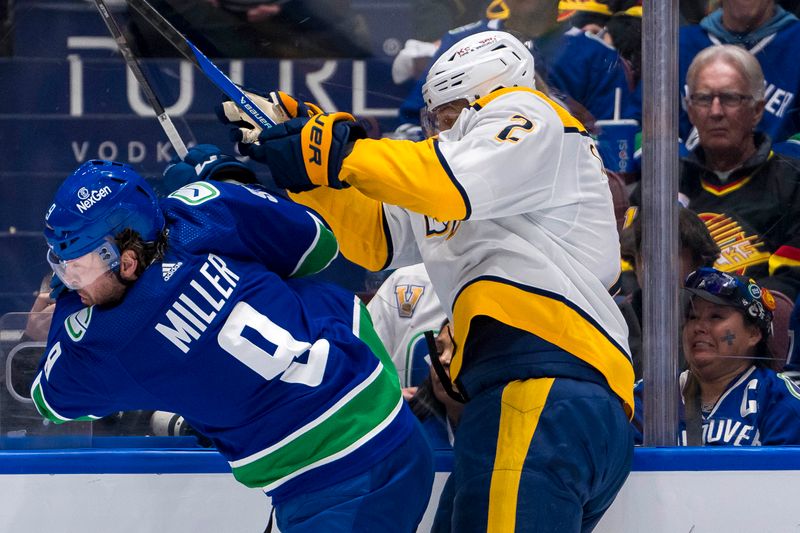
[292,87,634,415]
[367,263,447,388]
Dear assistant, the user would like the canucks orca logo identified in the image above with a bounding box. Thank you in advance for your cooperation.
[65,307,93,342]
[169,182,221,205]
[395,284,424,318]
[779,374,800,401]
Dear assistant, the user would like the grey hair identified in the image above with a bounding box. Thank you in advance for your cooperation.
[686,44,765,101]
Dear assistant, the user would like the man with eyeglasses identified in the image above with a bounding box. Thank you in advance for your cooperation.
[678,0,800,148]
[680,44,800,301]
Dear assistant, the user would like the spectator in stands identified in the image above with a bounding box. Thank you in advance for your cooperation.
[129,0,371,58]
[407,320,463,449]
[678,0,800,148]
[620,206,721,379]
[678,45,800,300]
[367,263,447,395]
[633,267,800,446]
[556,0,611,34]
[549,0,641,123]
[548,0,642,174]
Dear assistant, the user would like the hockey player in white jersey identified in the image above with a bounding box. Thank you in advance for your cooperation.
[367,263,447,391]
[219,30,635,532]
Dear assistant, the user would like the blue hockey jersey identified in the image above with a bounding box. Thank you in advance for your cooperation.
[548,29,637,124]
[31,181,413,502]
[633,365,800,446]
[678,14,800,145]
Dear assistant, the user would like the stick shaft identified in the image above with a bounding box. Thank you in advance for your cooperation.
[93,0,188,159]
[126,0,276,131]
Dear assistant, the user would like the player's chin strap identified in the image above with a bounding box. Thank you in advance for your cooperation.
[424,330,468,404]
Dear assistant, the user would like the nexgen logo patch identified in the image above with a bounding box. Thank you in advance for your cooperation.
[75,186,112,213]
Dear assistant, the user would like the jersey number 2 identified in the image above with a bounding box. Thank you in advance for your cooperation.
[495,114,534,143]
[218,301,329,387]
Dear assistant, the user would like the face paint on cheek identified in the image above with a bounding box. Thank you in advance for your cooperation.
[721,329,736,346]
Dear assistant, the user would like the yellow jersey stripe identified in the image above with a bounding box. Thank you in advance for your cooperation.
[341,137,470,221]
[451,278,634,418]
[289,186,391,271]
[769,250,800,275]
[700,175,753,196]
[472,87,588,133]
[488,378,554,533]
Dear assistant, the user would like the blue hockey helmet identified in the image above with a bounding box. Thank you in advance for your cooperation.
[44,160,165,262]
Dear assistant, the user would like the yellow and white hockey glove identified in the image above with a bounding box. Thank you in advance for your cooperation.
[216,90,323,144]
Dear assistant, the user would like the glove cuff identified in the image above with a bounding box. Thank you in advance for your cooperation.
[205,158,258,184]
[300,112,358,187]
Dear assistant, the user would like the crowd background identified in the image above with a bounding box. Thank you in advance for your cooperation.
[2,0,800,449]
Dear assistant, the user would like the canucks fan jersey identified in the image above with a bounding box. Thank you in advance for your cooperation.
[292,87,635,416]
[548,29,637,124]
[31,181,412,502]
[679,136,800,299]
[633,366,800,445]
[367,263,446,388]
[678,19,800,145]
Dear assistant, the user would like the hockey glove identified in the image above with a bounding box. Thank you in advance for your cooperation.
[216,89,323,144]
[242,112,367,192]
[162,144,256,193]
[48,272,68,300]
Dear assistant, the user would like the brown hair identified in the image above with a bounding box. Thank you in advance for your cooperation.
[114,228,167,278]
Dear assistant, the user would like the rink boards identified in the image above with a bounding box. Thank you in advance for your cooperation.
[1,447,800,532]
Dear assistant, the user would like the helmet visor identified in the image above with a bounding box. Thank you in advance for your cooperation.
[47,238,121,290]
[421,99,469,137]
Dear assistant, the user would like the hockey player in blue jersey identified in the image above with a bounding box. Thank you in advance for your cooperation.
[633,267,800,446]
[32,148,434,532]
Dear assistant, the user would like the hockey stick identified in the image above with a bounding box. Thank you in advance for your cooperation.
[92,0,189,159]
[125,0,277,131]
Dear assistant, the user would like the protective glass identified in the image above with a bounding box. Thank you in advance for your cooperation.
[420,99,470,137]
[47,238,121,290]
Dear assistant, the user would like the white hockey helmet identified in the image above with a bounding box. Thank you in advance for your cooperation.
[421,30,536,112]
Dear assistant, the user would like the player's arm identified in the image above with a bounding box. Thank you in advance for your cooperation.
[289,186,422,271]
[31,318,114,424]
[237,90,571,222]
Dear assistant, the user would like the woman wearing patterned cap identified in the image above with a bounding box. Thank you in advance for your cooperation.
[634,267,800,446]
